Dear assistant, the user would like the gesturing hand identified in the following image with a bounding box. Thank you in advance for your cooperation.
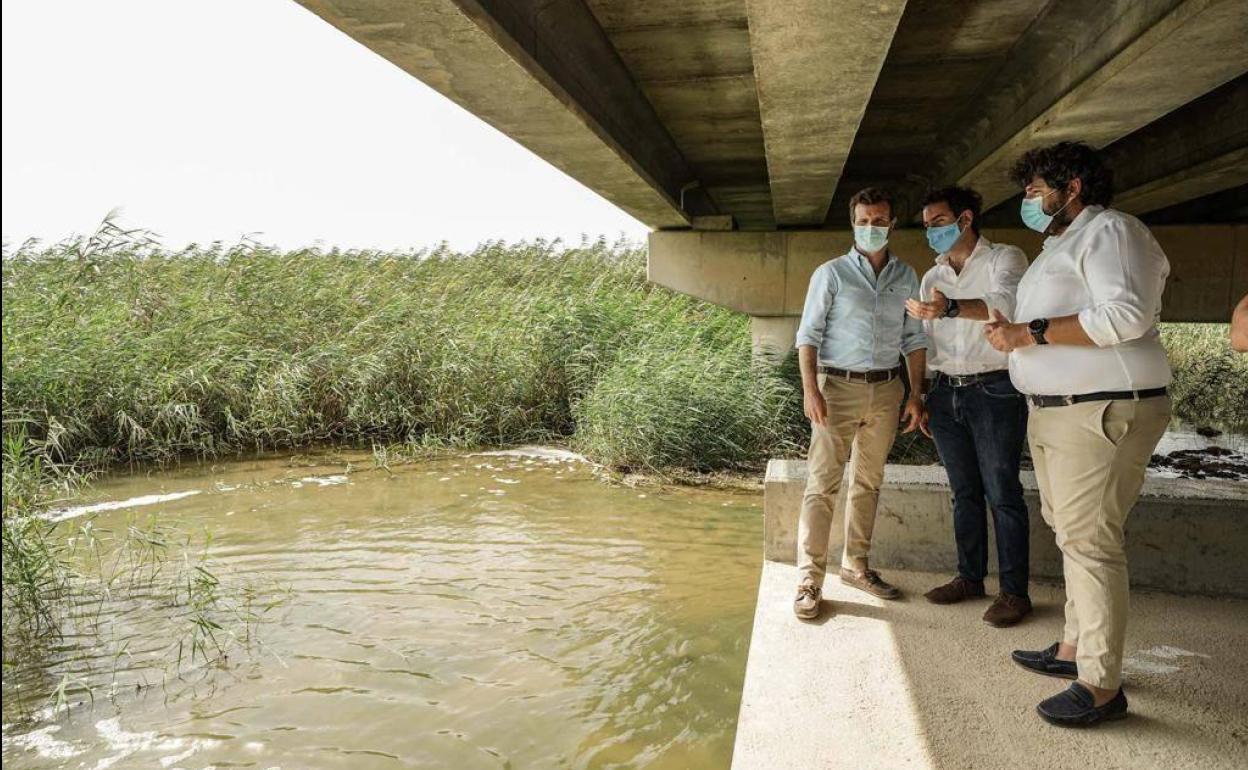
[984,309,1031,353]
[906,288,948,320]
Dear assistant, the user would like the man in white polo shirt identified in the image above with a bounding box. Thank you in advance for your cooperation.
[984,141,1171,727]
[905,185,1032,627]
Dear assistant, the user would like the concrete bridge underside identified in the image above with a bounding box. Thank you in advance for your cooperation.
[294,0,1248,323]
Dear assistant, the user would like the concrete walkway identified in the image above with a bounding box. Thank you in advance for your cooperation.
[732,563,1248,770]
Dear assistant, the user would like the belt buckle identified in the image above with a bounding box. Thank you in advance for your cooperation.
[1062,395,1075,406]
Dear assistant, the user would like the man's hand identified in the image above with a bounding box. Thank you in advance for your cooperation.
[804,389,828,427]
[901,396,929,436]
[985,309,1034,353]
[906,288,948,320]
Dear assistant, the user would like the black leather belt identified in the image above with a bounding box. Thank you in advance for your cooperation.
[819,365,902,383]
[1026,387,1168,408]
[933,370,1010,388]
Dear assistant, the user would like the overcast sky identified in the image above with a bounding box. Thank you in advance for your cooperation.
[1,0,650,252]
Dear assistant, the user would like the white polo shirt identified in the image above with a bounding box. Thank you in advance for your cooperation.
[1010,206,1172,396]
[920,236,1028,377]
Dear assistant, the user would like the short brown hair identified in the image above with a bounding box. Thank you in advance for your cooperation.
[848,187,894,222]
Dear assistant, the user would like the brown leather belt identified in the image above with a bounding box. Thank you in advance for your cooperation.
[819,365,902,383]
[1026,387,1168,408]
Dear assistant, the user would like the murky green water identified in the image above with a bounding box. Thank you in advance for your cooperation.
[2,449,763,769]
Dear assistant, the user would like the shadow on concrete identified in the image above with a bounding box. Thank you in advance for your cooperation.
[868,571,1247,770]
[733,563,1248,770]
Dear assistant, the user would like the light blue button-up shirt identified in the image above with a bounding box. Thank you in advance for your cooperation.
[795,248,928,370]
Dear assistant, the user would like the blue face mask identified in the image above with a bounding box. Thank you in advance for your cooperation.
[853,225,889,254]
[1020,189,1072,233]
[926,222,961,254]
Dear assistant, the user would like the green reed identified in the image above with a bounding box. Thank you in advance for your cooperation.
[5,224,1243,484]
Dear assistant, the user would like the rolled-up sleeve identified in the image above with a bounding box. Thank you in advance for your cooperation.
[900,276,929,354]
[1076,219,1169,347]
[983,246,1028,322]
[795,266,835,349]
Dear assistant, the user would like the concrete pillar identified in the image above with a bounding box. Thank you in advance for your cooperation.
[750,316,799,362]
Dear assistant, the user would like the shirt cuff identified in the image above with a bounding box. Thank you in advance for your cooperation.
[982,294,1013,322]
[795,331,823,349]
[901,336,929,355]
[1076,308,1121,347]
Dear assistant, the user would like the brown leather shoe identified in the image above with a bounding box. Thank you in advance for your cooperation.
[983,592,1033,627]
[839,567,901,600]
[794,582,822,620]
[924,576,987,604]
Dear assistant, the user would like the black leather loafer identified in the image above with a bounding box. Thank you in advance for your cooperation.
[1011,642,1077,679]
[1037,683,1128,727]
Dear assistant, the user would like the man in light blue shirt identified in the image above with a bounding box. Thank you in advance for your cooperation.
[792,187,929,620]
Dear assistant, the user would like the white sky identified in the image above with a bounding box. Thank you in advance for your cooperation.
[1,0,650,252]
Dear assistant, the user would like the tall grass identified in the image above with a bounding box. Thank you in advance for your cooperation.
[3,227,809,474]
[5,226,1244,483]
[1159,322,1248,431]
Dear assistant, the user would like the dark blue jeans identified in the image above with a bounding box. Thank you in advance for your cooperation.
[927,373,1030,597]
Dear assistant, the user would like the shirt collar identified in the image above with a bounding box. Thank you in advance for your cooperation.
[850,245,897,265]
[1046,205,1105,244]
[935,235,989,267]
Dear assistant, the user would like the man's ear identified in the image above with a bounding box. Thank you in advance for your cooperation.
[1067,177,1084,204]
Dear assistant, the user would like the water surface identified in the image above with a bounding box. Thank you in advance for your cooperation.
[2,449,763,769]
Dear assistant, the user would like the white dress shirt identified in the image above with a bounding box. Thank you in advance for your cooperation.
[1010,206,1172,396]
[920,236,1028,377]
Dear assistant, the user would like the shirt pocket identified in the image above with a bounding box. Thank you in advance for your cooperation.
[880,284,909,315]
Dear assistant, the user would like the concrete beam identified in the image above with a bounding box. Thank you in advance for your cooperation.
[293,0,711,228]
[1108,76,1248,216]
[647,226,1248,323]
[746,0,907,226]
[958,0,1248,211]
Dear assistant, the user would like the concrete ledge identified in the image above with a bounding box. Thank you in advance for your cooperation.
[764,459,1248,597]
[732,563,1248,770]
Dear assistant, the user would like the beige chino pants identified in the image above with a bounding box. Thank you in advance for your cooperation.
[1028,396,1171,690]
[798,373,904,587]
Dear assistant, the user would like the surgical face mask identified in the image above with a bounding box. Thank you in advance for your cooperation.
[853,224,889,253]
[1020,189,1072,233]
[926,221,962,254]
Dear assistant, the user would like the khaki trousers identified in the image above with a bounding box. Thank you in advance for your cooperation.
[1028,396,1171,690]
[798,373,904,586]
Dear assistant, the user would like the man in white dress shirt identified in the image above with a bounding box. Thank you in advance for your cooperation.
[905,186,1032,627]
[984,141,1172,727]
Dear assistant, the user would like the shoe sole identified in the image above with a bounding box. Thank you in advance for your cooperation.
[1037,707,1128,727]
[842,582,901,601]
[925,594,986,605]
[1012,657,1078,680]
[984,613,1031,628]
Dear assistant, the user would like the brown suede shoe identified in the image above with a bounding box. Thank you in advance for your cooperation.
[839,567,902,600]
[924,576,987,604]
[983,592,1033,627]
[794,582,822,620]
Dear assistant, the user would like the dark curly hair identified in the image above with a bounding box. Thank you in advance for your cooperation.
[922,185,983,234]
[1008,141,1114,207]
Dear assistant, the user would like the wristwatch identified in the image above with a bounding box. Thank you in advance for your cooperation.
[943,297,961,318]
[1028,317,1050,345]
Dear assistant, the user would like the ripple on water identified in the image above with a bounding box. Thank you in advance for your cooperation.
[3,451,762,769]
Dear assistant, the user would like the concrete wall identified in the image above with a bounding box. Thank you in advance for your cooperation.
[649,225,1248,323]
[764,459,1248,597]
